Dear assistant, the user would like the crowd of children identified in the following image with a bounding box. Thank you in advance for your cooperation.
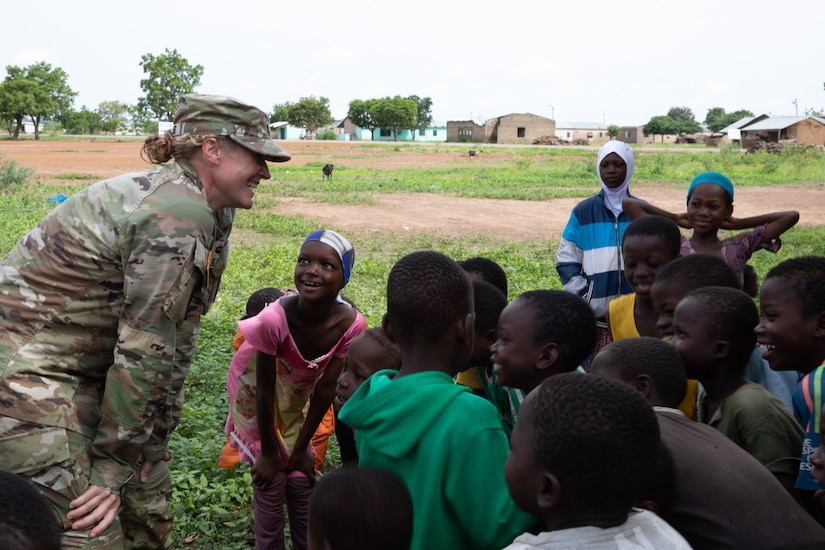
[211,145,825,550]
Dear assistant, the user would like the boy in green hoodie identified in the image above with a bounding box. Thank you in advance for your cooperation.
[338,251,534,550]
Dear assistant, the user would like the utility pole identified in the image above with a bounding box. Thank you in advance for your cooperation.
[793,98,798,116]
[548,105,554,120]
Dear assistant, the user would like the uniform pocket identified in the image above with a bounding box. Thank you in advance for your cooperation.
[0,425,72,474]
[162,239,208,325]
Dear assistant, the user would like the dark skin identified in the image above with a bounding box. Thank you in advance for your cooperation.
[613,234,679,338]
[622,185,799,254]
[384,279,475,380]
[252,244,356,489]
[671,297,746,422]
[514,396,631,532]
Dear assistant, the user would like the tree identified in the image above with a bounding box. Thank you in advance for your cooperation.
[0,67,36,138]
[348,99,378,137]
[704,107,728,132]
[371,96,417,141]
[97,101,130,134]
[643,116,677,142]
[666,106,695,123]
[62,106,103,135]
[25,62,76,139]
[284,96,333,138]
[270,102,292,123]
[664,106,702,134]
[139,49,204,121]
[644,107,702,141]
[407,95,433,140]
[704,107,755,133]
[607,124,620,139]
[128,103,156,134]
[0,63,75,140]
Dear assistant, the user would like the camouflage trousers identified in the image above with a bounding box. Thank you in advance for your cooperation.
[0,416,172,549]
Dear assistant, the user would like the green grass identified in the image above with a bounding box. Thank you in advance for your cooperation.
[258,145,825,204]
[1,145,824,547]
[54,172,99,180]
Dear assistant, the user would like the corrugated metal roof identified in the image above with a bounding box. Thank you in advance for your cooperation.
[555,121,607,130]
[740,116,813,131]
[718,116,759,134]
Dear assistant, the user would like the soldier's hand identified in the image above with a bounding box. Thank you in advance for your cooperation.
[139,451,171,483]
[67,485,122,538]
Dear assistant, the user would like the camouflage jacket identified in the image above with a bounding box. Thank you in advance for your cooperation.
[0,160,232,493]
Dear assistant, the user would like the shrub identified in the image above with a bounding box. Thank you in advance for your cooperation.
[0,158,34,192]
[315,129,337,141]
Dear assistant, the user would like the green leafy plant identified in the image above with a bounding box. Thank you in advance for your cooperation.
[0,158,34,192]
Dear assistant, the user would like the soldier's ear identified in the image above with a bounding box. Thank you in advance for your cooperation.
[201,137,222,166]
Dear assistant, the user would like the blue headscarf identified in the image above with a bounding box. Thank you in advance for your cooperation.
[303,230,355,286]
[687,172,734,206]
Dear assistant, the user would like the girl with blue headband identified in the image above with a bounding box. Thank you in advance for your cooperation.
[623,171,799,288]
[224,229,365,549]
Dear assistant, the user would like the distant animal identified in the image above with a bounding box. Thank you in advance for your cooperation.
[468,150,477,159]
[322,163,334,180]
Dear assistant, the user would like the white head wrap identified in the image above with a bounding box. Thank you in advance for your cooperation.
[596,141,635,218]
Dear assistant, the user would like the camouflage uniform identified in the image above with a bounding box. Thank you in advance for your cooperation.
[0,160,232,549]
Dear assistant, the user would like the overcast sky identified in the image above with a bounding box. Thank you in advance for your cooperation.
[4,0,823,126]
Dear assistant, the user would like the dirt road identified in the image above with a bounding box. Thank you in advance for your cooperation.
[2,139,823,242]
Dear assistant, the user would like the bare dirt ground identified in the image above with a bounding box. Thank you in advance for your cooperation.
[2,139,824,242]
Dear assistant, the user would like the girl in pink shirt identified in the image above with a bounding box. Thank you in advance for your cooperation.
[225,230,365,550]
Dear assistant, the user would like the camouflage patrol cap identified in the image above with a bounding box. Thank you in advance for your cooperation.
[173,94,291,162]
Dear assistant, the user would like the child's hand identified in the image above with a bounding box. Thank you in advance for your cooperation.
[251,453,285,489]
[287,449,317,485]
[719,216,737,230]
[675,212,693,229]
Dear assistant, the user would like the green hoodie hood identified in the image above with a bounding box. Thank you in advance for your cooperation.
[338,369,468,458]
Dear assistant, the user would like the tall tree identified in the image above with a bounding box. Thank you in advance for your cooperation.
[128,103,155,134]
[666,106,695,122]
[270,102,292,123]
[371,96,417,141]
[348,99,377,137]
[285,96,333,138]
[407,95,433,140]
[643,115,677,142]
[704,107,728,132]
[139,49,204,121]
[0,66,36,138]
[62,106,103,135]
[97,100,130,134]
[705,107,755,133]
[25,61,76,140]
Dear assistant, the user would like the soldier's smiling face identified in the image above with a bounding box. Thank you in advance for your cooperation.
[207,139,271,210]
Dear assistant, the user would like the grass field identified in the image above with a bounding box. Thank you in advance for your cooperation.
[1,141,825,548]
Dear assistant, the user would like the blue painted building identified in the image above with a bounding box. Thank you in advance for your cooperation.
[371,124,447,142]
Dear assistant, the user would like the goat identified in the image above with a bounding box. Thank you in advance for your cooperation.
[468,150,477,159]
[322,163,334,181]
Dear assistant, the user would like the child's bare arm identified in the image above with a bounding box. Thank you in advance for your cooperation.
[622,197,690,228]
[252,351,283,487]
[722,210,800,241]
[287,356,345,482]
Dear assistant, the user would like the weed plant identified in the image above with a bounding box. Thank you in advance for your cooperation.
[0,158,34,193]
